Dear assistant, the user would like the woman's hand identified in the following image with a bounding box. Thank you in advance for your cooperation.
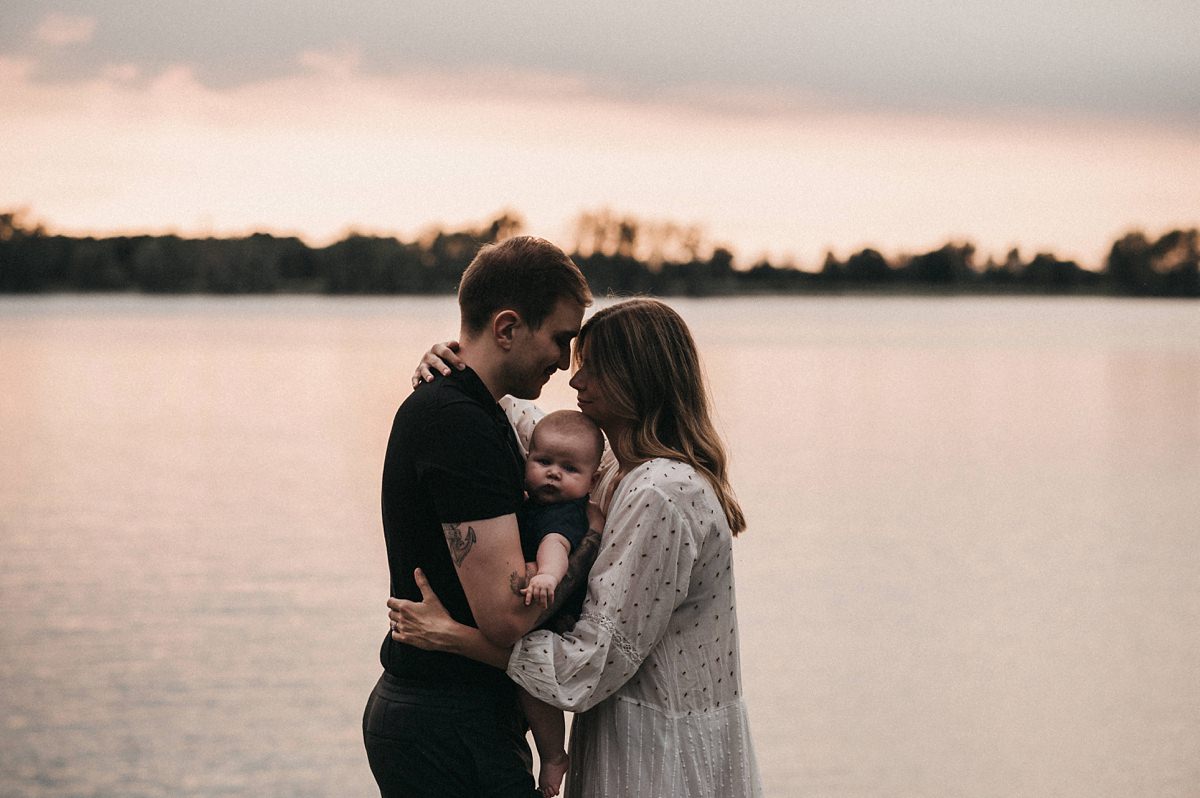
[411,341,465,388]
[387,569,461,652]
[586,500,606,536]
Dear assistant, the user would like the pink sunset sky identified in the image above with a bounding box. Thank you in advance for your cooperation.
[3,2,1198,269]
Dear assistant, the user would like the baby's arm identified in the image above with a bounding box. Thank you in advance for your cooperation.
[522,533,571,608]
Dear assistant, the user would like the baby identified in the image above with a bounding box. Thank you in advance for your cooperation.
[516,409,605,797]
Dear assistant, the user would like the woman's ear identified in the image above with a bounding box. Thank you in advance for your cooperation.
[492,309,521,351]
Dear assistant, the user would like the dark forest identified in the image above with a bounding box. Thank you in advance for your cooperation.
[1,210,1196,297]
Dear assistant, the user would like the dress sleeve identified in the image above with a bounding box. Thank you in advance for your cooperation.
[499,396,543,458]
[500,395,618,481]
[506,478,702,712]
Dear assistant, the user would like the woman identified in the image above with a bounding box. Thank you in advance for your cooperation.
[390,298,763,797]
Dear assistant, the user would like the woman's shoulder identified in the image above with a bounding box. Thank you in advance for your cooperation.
[618,458,717,508]
[608,459,728,547]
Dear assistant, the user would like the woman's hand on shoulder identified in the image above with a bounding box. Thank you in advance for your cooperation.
[412,341,464,389]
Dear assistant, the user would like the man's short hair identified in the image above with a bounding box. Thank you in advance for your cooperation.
[458,236,592,334]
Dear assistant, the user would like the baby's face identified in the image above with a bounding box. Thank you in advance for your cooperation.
[524,427,598,504]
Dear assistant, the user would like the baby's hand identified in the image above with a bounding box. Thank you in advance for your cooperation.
[522,574,559,608]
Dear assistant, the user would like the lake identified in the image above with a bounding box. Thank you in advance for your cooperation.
[1,295,1198,797]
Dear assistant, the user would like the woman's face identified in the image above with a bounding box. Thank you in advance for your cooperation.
[569,349,619,431]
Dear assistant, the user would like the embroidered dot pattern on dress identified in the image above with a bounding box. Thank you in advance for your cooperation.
[499,398,763,797]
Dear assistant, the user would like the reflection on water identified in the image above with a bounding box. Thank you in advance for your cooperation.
[2,296,1198,797]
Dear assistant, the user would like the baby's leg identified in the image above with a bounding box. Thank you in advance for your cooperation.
[519,689,568,797]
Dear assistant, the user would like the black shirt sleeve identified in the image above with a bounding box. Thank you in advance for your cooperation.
[414,397,523,523]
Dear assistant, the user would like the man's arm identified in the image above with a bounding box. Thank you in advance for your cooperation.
[442,514,535,647]
[445,515,603,647]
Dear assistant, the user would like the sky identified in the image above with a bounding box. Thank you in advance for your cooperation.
[2,1,1198,268]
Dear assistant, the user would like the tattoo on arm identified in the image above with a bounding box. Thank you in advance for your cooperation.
[533,526,602,627]
[442,522,477,567]
[509,563,537,596]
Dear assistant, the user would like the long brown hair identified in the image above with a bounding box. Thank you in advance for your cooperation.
[575,298,746,534]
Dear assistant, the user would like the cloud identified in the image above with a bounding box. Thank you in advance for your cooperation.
[100,63,139,82]
[1,52,1195,268]
[2,2,1198,126]
[297,47,362,79]
[34,12,97,46]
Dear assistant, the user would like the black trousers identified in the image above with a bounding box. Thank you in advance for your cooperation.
[363,672,540,798]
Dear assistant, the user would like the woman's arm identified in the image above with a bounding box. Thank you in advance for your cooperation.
[498,395,544,456]
[507,479,703,713]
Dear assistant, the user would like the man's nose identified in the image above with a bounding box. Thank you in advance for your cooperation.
[556,348,571,370]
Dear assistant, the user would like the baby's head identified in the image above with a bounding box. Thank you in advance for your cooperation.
[524,410,604,504]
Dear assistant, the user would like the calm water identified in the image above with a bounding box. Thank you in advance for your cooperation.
[2,296,1198,798]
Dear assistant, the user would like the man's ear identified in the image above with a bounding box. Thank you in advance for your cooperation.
[492,309,522,351]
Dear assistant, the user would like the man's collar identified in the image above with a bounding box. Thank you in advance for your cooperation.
[447,365,504,414]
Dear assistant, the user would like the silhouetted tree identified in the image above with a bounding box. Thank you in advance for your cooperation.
[323,236,411,293]
[67,238,129,291]
[819,252,843,285]
[1151,229,1199,297]
[1105,229,1199,297]
[1108,232,1155,295]
[0,212,55,291]
[2,207,1197,298]
[482,212,524,245]
[843,248,892,283]
[574,252,653,296]
[129,236,202,292]
[906,243,976,285]
[1023,253,1086,292]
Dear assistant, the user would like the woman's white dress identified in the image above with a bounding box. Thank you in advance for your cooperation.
[501,399,763,798]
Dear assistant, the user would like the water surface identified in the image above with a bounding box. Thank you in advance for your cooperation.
[2,296,1197,797]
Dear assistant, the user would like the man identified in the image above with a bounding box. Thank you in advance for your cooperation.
[363,236,599,798]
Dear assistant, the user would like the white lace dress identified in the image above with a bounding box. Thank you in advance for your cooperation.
[501,398,763,798]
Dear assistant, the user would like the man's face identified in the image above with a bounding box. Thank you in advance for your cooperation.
[507,297,584,400]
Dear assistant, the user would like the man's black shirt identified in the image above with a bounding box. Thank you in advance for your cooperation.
[378,366,525,691]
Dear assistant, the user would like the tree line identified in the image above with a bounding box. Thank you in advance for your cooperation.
[1,210,1196,297]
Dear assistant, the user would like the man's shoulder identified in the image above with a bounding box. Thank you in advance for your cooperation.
[388,374,517,475]
[395,375,489,426]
